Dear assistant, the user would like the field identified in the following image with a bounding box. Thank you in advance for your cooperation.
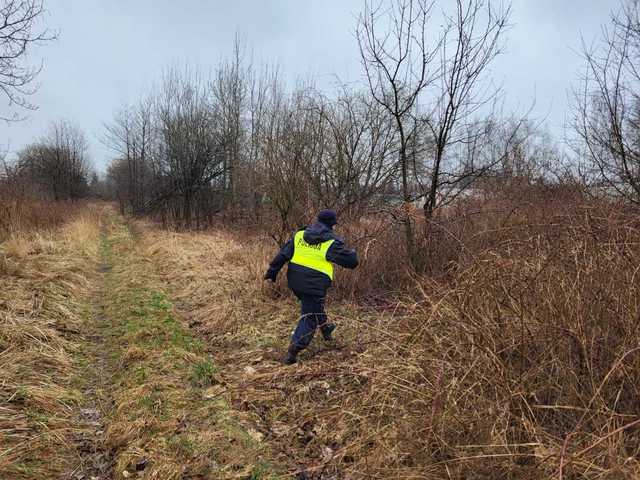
[5,0,640,477]
[1,199,639,480]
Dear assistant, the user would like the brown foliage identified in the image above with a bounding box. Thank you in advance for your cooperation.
[0,193,84,239]
[141,186,640,478]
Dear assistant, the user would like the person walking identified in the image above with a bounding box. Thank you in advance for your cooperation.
[264,209,358,364]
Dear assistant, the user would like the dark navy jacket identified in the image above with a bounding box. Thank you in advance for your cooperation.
[265,221,358,297]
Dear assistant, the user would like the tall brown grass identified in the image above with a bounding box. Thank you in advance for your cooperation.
[0,194,84,240]
[339,198,640,478]
[141,187,640,478]
[0,209,101,479]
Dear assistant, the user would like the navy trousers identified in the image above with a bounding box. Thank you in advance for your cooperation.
[291,293,332,349]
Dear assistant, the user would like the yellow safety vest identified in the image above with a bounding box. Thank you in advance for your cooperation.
[290,230,335,280]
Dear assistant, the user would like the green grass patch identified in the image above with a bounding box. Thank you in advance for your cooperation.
[134,365,149,382]
[190,359,218,387]
[137,388,169,419]
[249,462,279,480]
[10,463,38,477]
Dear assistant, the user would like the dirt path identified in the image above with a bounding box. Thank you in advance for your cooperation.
[68,222,116,480]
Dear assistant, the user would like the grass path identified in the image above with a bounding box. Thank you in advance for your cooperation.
[76,214,276,480]
[2,208,328,479]
[67,220,116,479]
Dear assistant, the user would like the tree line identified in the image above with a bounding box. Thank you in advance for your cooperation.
[3,120,92,201]
[101,2,527,232]
[98,1,568,255]
[2,0,640,265]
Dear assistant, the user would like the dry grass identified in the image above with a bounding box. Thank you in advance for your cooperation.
[101,218,279,480]
[139,193,640,479]
[3,195,634,478]
[0,195,86,240]
[0,208,101,479]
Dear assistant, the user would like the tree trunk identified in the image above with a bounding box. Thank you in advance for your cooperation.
[399,132,417,269]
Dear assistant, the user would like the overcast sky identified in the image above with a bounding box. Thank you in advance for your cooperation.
[2,0,615,172]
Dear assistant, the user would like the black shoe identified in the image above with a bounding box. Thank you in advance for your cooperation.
[283,352,297,365]
[283,344,301,365]
[322,323,336,342]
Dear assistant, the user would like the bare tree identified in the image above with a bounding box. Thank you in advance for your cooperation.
[245,64,277,221]
[104,69,235,228]
[0,145,27,200]
[357,0,439,261]
[495,120,559,184]
[358,0,511,265]
[103,97,154,214]
[261,83,319,240]
[212,36,247,210]
[573,0,640,204]
[17,120,91,200]
[154,68,224,228]
[419,0,511,219]
[0,0,56,120]
[255,80,399,242]
[310,88,397,214]
[106,157,129,214]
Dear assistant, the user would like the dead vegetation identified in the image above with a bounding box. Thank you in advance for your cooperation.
[0,194,86,240]
[2,0,639,477]
[0,207,100,479]
[1,191,638,480]
[139,191,640,479]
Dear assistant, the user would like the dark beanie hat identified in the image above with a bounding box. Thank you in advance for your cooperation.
[318,209,338,227]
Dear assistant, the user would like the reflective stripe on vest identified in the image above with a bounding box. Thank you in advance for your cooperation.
[290,230,335,280]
